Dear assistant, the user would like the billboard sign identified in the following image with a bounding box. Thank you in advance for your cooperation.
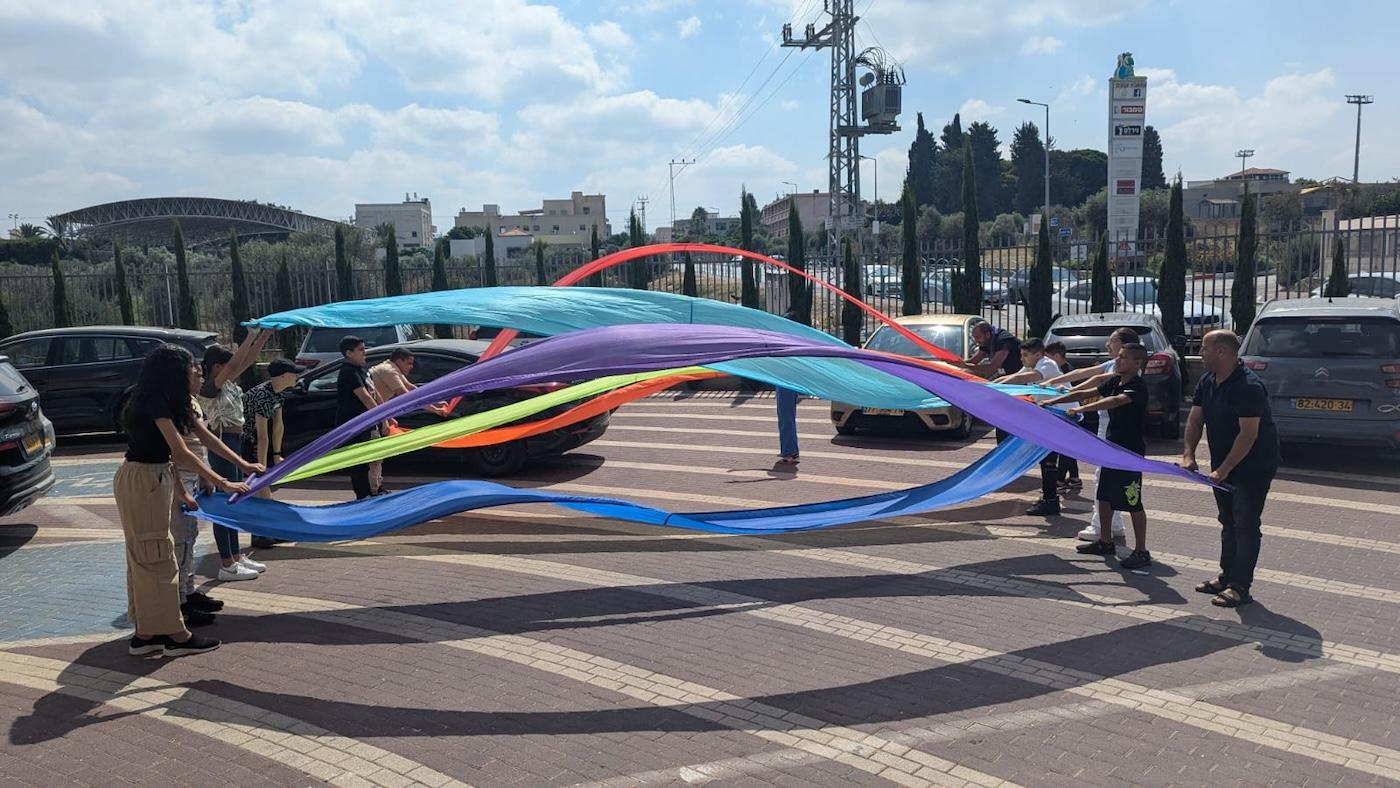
[1107,53,1147,261]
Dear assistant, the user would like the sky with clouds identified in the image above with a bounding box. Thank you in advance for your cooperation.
[2,0,1396,234]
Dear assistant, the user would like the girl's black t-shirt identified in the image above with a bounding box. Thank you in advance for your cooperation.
[124,396,177,463]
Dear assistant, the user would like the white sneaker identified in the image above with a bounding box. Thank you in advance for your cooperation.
[238,556,267,573]
[218,563,259,581]
[1077,523,1127,542]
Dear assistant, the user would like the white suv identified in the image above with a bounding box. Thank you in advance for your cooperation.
[295,324,422,369]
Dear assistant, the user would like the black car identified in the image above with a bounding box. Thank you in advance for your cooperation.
[0,326,219,435]
[1045,312,1186,438]
[279,338,609,476]
[0,357,56,516]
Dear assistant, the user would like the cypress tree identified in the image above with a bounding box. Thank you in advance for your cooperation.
[275,254,298,358]
[1156,176,1187,346]
[482,226,498,287]
[228,230,250,343]
[682,251,698,298]
[953,140,983,313]
[906,112,938,209]
[534,240,547,285]
[841,237,863,345]
[431,239,453,339]
[51,251,74,328]
[1027,214,1053,338]
[172,220,197,329]
[900,182,921,316]
[1090,232,1115,313]
[739,188,760,309]
[627,210,647,290]
[1141,126,1167,191]
[113,238,135,326]
[1323,235,1351,298]
[587,224,603,287]
[786,197,809,324]
[383,226,402,296]
[334,225,353,301]
[1231,189,1258,331]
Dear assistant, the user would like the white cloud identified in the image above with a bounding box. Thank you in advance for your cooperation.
[677,15,703,38]
[958,99,1004,123]
[587,21,633,49]
[1021,35,1064,55]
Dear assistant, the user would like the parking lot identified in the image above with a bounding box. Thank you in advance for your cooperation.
[3,391,1399,786]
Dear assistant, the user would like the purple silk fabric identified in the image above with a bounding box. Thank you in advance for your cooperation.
[239,324,1213,499]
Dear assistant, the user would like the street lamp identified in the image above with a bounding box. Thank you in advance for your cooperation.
[1235,149,1254,177]
[780,181,798,197]
[857,155,878,235]
[1017,98,1051,226]
[6,213,18,230]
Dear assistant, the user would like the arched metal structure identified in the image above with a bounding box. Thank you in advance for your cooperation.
[51,197,346,247]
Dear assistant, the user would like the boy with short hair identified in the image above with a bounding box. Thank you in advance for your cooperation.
[1042,343,1153,569]
[994,338,1066,516]
[1044,341,1081,491]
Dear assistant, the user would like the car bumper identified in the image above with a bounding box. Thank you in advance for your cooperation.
[1273,415,1400,449]
[831,404,966,433]
[526,412,610,456]
[0,454,56,517]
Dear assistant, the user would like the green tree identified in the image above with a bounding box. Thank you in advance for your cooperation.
[1141,126,1167,191]
[1089,232,1115,313]
[688,206,709,239]
[1231,190,1258,331]
[1050,148,1109,208]
[1323,235,1351,298]
[383,226,402,296]
[905,112,938,209]
[739,188,760,309]
[482,226,498,287]
[51,252,74,329]
[627,210,648,290]
[682,251,698,298]
[275,254,298,358]
[532,239,548,285]
[16,223,46,239]
[445,225,481,240]
[952,140,983,313]
[967,121,1006,217]
[113,238,136,326]
[1156,177,1188,347]
[841,237,863,345]
[932,113,964,213]
[900,182,921,316]
[172,221,197,329]
[0,292,12,339]
[587,224,603,287]
[1010,121,1046,216]
[334,225,354,301]
[228,230,251,343]
[1027,215,1053,338]
[431,239,453,339]
[786,197,809,324]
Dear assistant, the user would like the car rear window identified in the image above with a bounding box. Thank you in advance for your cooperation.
[1047,325,1161,352]
[302,326,401,352]
[1245,317,1400,358]
[864,324,969,359]
[0,362,32,397]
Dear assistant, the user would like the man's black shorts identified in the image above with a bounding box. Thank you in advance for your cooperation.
[1097,468,1144,512]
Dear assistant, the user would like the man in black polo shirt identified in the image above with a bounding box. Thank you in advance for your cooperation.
[966,321,1021,443]
[335,335,383,500]
[1181,329,1280,608]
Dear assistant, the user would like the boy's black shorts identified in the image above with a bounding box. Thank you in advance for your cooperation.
[1096,468,1144,512]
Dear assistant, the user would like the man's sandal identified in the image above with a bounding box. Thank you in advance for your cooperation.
[1195,578,1227,595]
[1211,588,1253,608]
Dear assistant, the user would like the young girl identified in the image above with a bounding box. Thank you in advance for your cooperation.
[117,345,261,658]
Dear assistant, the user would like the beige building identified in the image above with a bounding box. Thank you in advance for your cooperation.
[760,190,831,239]
[455,192,609,247]
[354,195,435,247]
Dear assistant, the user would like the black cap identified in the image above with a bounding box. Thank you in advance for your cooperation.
[268,358,307,377]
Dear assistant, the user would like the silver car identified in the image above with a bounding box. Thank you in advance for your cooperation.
[1240,297,1400,449]
[295,324,422,369]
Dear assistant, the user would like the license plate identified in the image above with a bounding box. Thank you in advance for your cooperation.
[1293,398,1353,413]
[864,408,905,417]
[22,432,43,455]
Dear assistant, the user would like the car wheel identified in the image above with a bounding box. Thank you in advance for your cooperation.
[462,440,528,477]
[834,423,858,436]
[947,413,971,440]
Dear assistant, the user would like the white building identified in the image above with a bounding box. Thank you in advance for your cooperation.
[455,191,609,247]
[354,195,435,247]
[447,229,533,264]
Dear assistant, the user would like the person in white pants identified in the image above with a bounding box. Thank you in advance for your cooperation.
[1042,326,1141,540]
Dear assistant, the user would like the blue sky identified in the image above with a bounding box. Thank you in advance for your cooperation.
[2,0,1395,235]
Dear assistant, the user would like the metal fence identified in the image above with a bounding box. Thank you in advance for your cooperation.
[4,218,1396,353]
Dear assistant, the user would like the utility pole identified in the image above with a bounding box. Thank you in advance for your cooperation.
[634,196,649,237]
[1345,95,1373,183]
[1235,149,1254,177]
[668,158,695,238]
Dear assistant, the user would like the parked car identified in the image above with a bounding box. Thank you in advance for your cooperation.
[1114,276,1225,338]
[296,324,422,369]
[1308,272,1400,300]
[1045,312,1185,438]
[863,265,901,296]
[1007,266,1079,305]
[1240,297,1400,449]
[279,338,610,476]
[830,313,984,439]
[981,274,1009,309]
[0,357,56,517]
[0,326,218,435]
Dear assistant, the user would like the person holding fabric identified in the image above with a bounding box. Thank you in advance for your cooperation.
[1044,341,1082,492]
[993,338,1067,516]
[1180,330,1280,608]
[242,358,305,550]
[965,321,1021,443]
[1042,326,1139,540]
[169,398,215,627]
[117,344,257,658]
[367,348,451,493]
[336,336,382,500]
[1042,343,1153,570]
[776,309,802,464]
[196,340,269,580]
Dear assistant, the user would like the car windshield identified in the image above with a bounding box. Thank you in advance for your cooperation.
[1245,317,1400,358]
[864,323,967,359]
[1120,280,1156,305]
[302,326,400,353]
[1047,325,1161,352]
[1051,269,1077,283]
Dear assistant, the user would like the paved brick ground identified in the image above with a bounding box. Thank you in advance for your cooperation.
[2,394,1399,786]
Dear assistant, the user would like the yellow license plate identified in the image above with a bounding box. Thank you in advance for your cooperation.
[1293,398,1353,413]
[864,408,905,417]
[22,432,43,455]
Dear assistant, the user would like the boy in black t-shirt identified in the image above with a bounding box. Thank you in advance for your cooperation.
[1041,343,1152,570]
[336,335,383,500]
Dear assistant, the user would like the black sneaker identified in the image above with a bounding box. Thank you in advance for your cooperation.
[1025,499,1061,517]
[185,591,223,612]
[128,635,163,656]
[249,536,278,549]
[1059,478,1083,493]
[160,634,220,657]
[182,608,216,628]
[1120,550,1152,570]
[1076,539,1117,556]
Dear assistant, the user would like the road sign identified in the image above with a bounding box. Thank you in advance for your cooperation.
[1049,217,1060,228]
[1059,227,1072,238]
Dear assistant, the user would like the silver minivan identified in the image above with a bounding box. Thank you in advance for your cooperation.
[1240,298,1400,449]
